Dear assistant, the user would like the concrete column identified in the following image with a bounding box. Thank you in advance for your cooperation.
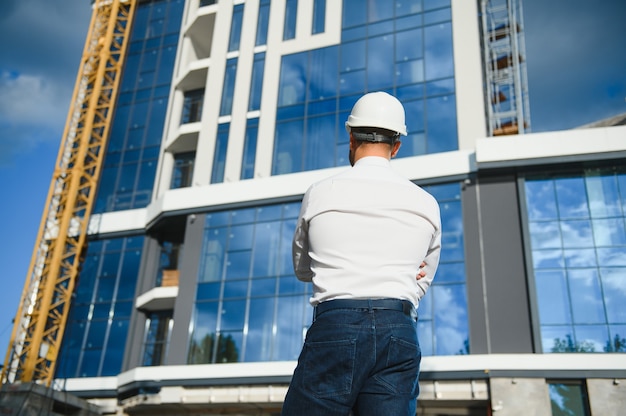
[587,378,625,415]
[489,378,551,415]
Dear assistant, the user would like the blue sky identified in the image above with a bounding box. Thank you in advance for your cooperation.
[0,0,625,363]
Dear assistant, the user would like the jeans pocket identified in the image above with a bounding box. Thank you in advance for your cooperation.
[379,335,420,395]
[302,338,356,398]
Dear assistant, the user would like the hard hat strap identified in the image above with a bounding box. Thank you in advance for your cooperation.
[352,131,399,144]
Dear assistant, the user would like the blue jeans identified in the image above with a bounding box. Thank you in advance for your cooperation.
[282,299,421,416]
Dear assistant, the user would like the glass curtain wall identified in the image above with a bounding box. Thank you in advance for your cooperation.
[418,183,468,355]
[94,0,183,213]
[273,0,457,175]
[525,166,626,353]
[188,182,468,364]
[56,236,144,378]
[189,203,308,364]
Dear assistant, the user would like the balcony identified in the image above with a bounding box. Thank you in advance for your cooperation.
[136,270,180,311]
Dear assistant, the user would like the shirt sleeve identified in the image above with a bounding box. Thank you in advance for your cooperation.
[292,190,314,282]
[416,206,442,300]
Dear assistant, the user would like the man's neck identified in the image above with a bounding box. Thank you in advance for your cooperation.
[353,144,392,163]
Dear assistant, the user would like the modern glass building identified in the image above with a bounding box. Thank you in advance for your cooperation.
[47,0,625,414]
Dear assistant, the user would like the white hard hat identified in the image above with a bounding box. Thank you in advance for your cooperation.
[345,91,407,136]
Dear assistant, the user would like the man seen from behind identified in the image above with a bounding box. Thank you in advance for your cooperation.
[282,91,442,416]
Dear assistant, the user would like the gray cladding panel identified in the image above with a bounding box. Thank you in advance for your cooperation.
[477,175,533,353]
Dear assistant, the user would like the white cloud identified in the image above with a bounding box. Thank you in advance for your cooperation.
[0,71,71,126]
[0,0,91,165]
[0,71,73,165]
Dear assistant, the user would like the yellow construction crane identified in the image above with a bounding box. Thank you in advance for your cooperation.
[2,0,136,387]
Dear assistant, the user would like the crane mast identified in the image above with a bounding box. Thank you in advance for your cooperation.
[2,0,136,386]
[481,0,531,136]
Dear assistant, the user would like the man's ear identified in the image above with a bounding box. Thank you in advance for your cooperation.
[391,141,401,158]
[349,134,357,150]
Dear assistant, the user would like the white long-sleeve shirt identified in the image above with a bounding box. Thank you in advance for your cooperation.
[292,156,442,308]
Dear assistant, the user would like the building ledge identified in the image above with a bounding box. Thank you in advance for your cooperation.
[135,286,178,311]
[56,353,626,397]
[476,125,626,169]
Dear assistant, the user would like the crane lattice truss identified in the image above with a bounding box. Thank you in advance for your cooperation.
[2,0,136,386]
[481,0,531,136]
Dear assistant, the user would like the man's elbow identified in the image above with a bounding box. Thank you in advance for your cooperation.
[295,270,314,282]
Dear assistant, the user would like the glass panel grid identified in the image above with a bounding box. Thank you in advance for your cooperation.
[417,183,468,356]
[273,0,456,175]
[56,236,143,378]
[191,183,468,364]
[95,0,183,213]
[525,168,626,353]
[190,202,307,364]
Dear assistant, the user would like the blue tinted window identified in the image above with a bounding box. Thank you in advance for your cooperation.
[56,236,143,378]
[305,114,336,171]
[342,0,366,28]
[418,183,468,356]
[220,59,237,116]
[132,5,149,38]
[180,88,204,124]
[158,45,177,83]
[340,39,366,72]
[424,22,454,81]
[525,167,626,353]
[278,52,307,106]
[228,4,244,52]
[142,311,173,366]
[549,382,591,416]
[283,0,298,40]
[312,0,326,34]
[367,35,394,90]
[249,53,265,111]
[241,118,258,180]
[181,89,204,124]
[165,0,184,33]
[424,8,451,25]
[396,28,423,61]
[396,0,423,16]
[424,0,450,11]
[171,151,195,188]
[95,0,183,213]
[368,0,393,22]
[309,48,338,100]
[273,0,456,175]
[189,203,309,364]
[255,0,271,46]
[211,123,229,184]
[425,94,458,153]
[273,119,304,175]
[188,302,219,364]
